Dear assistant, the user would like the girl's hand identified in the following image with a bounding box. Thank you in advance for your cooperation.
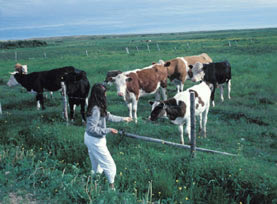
[124,117,133,122]
[110,128,118,134]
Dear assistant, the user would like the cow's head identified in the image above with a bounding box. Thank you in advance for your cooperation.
[104,70,122,85]
[189,62,205,82]
[112,73,131,99]
[15,63,28,74]
[7,71,20,87]
[148,100,166,121]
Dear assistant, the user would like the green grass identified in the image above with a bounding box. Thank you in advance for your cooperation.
[0,28,277,203]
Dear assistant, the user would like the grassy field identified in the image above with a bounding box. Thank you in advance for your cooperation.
[0,28,277,203]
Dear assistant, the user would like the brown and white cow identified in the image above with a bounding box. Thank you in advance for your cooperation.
[158,53,213,92]
[149,81,213,144]
[105,63,168,123]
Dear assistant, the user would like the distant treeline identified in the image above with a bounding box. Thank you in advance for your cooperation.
[0,40,47,49]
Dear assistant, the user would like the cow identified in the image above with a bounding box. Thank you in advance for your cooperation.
[156,53,212,92]
[7,66,89,119]
[104,62,168,123]
[149,81,213,144]
[63,70,90,122]
[188,61,231,107]
[14,63,54,99]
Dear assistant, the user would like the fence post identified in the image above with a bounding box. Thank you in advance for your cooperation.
[156,43,160,51]
[86,50,89,56]
[228,41,232,47]
[136,46,139,53]
[43,52,47,58]
[125,47,129,54]
[0,102,2,116]
[15,51,17,61]
[190,91,196,157]
[147,44,150,53]
[61,81,68,124]
[187,42,190,49]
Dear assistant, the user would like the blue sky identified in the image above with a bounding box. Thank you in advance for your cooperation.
[0,0,277,40]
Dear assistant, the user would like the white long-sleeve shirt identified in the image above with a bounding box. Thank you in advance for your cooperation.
[85,106,124,138]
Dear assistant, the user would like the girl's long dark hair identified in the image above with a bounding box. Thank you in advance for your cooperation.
[87,83,107,117]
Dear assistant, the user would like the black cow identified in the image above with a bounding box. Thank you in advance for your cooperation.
[189,61,231,107]
[63,70,90,122]
[7,66,90,120]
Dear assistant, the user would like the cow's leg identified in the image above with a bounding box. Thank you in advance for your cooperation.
[126,102,132,118]
[50,91,53,99]
[220,85,224,102]
[199,113,203,134]
[202,105,210,138]
[86,98,88,107]
[180,83,184,92]
[184,118,191,143]
[80,101,86,123]
[173,79,181,93]
[36,93,45,110]
[178,125,184,145]
[160,87,167,100]
[155,91,161,101]
[227,80,231,99]
[69,101,75,122]
[132,100,138,123]
[211,85,216,107]
[36,100,41,110]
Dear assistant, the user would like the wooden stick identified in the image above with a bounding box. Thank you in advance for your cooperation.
[190,92,196,157]
[61,81,68,124]
[118,131,236,156]
[0,102,2,116]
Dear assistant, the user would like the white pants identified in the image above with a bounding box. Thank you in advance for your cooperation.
[84,132,116,184]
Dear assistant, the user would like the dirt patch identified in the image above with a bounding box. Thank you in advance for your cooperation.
[1,193,37,204]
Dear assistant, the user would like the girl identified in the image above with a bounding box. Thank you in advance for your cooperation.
[84,83,132,190]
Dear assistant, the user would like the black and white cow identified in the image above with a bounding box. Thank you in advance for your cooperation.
[7,66,90,121]
[188,61,231,107]
[63,70,90,122]
[149,81,212,144]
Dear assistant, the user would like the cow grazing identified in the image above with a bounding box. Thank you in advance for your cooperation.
[7,66,88,114]
[149,81,212,144]
[104,63,168,123]
[157,53,212,92]
[63,70,90,122]
[189,61,231,107]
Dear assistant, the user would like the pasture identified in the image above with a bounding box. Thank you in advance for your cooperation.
[0,28,276,203]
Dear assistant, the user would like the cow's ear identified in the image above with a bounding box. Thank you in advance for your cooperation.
[126,77,132,82]
[149,101,154,105]
[189,65,193,69]
[164,62,171,67]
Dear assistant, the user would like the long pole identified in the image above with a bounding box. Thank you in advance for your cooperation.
[118,131,236,156]
[61,81,68,124]
[190,92,196,157]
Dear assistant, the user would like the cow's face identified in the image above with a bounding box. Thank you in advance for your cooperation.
[149,101,166,121]
[104,70,122,86]
[15,64,28,74]
[190,62,205,82]
[113,74,129,98]
[7,72,19,87]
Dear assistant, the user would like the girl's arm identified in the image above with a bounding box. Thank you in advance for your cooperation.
[86,107,111,136]
[107,112,125,123]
